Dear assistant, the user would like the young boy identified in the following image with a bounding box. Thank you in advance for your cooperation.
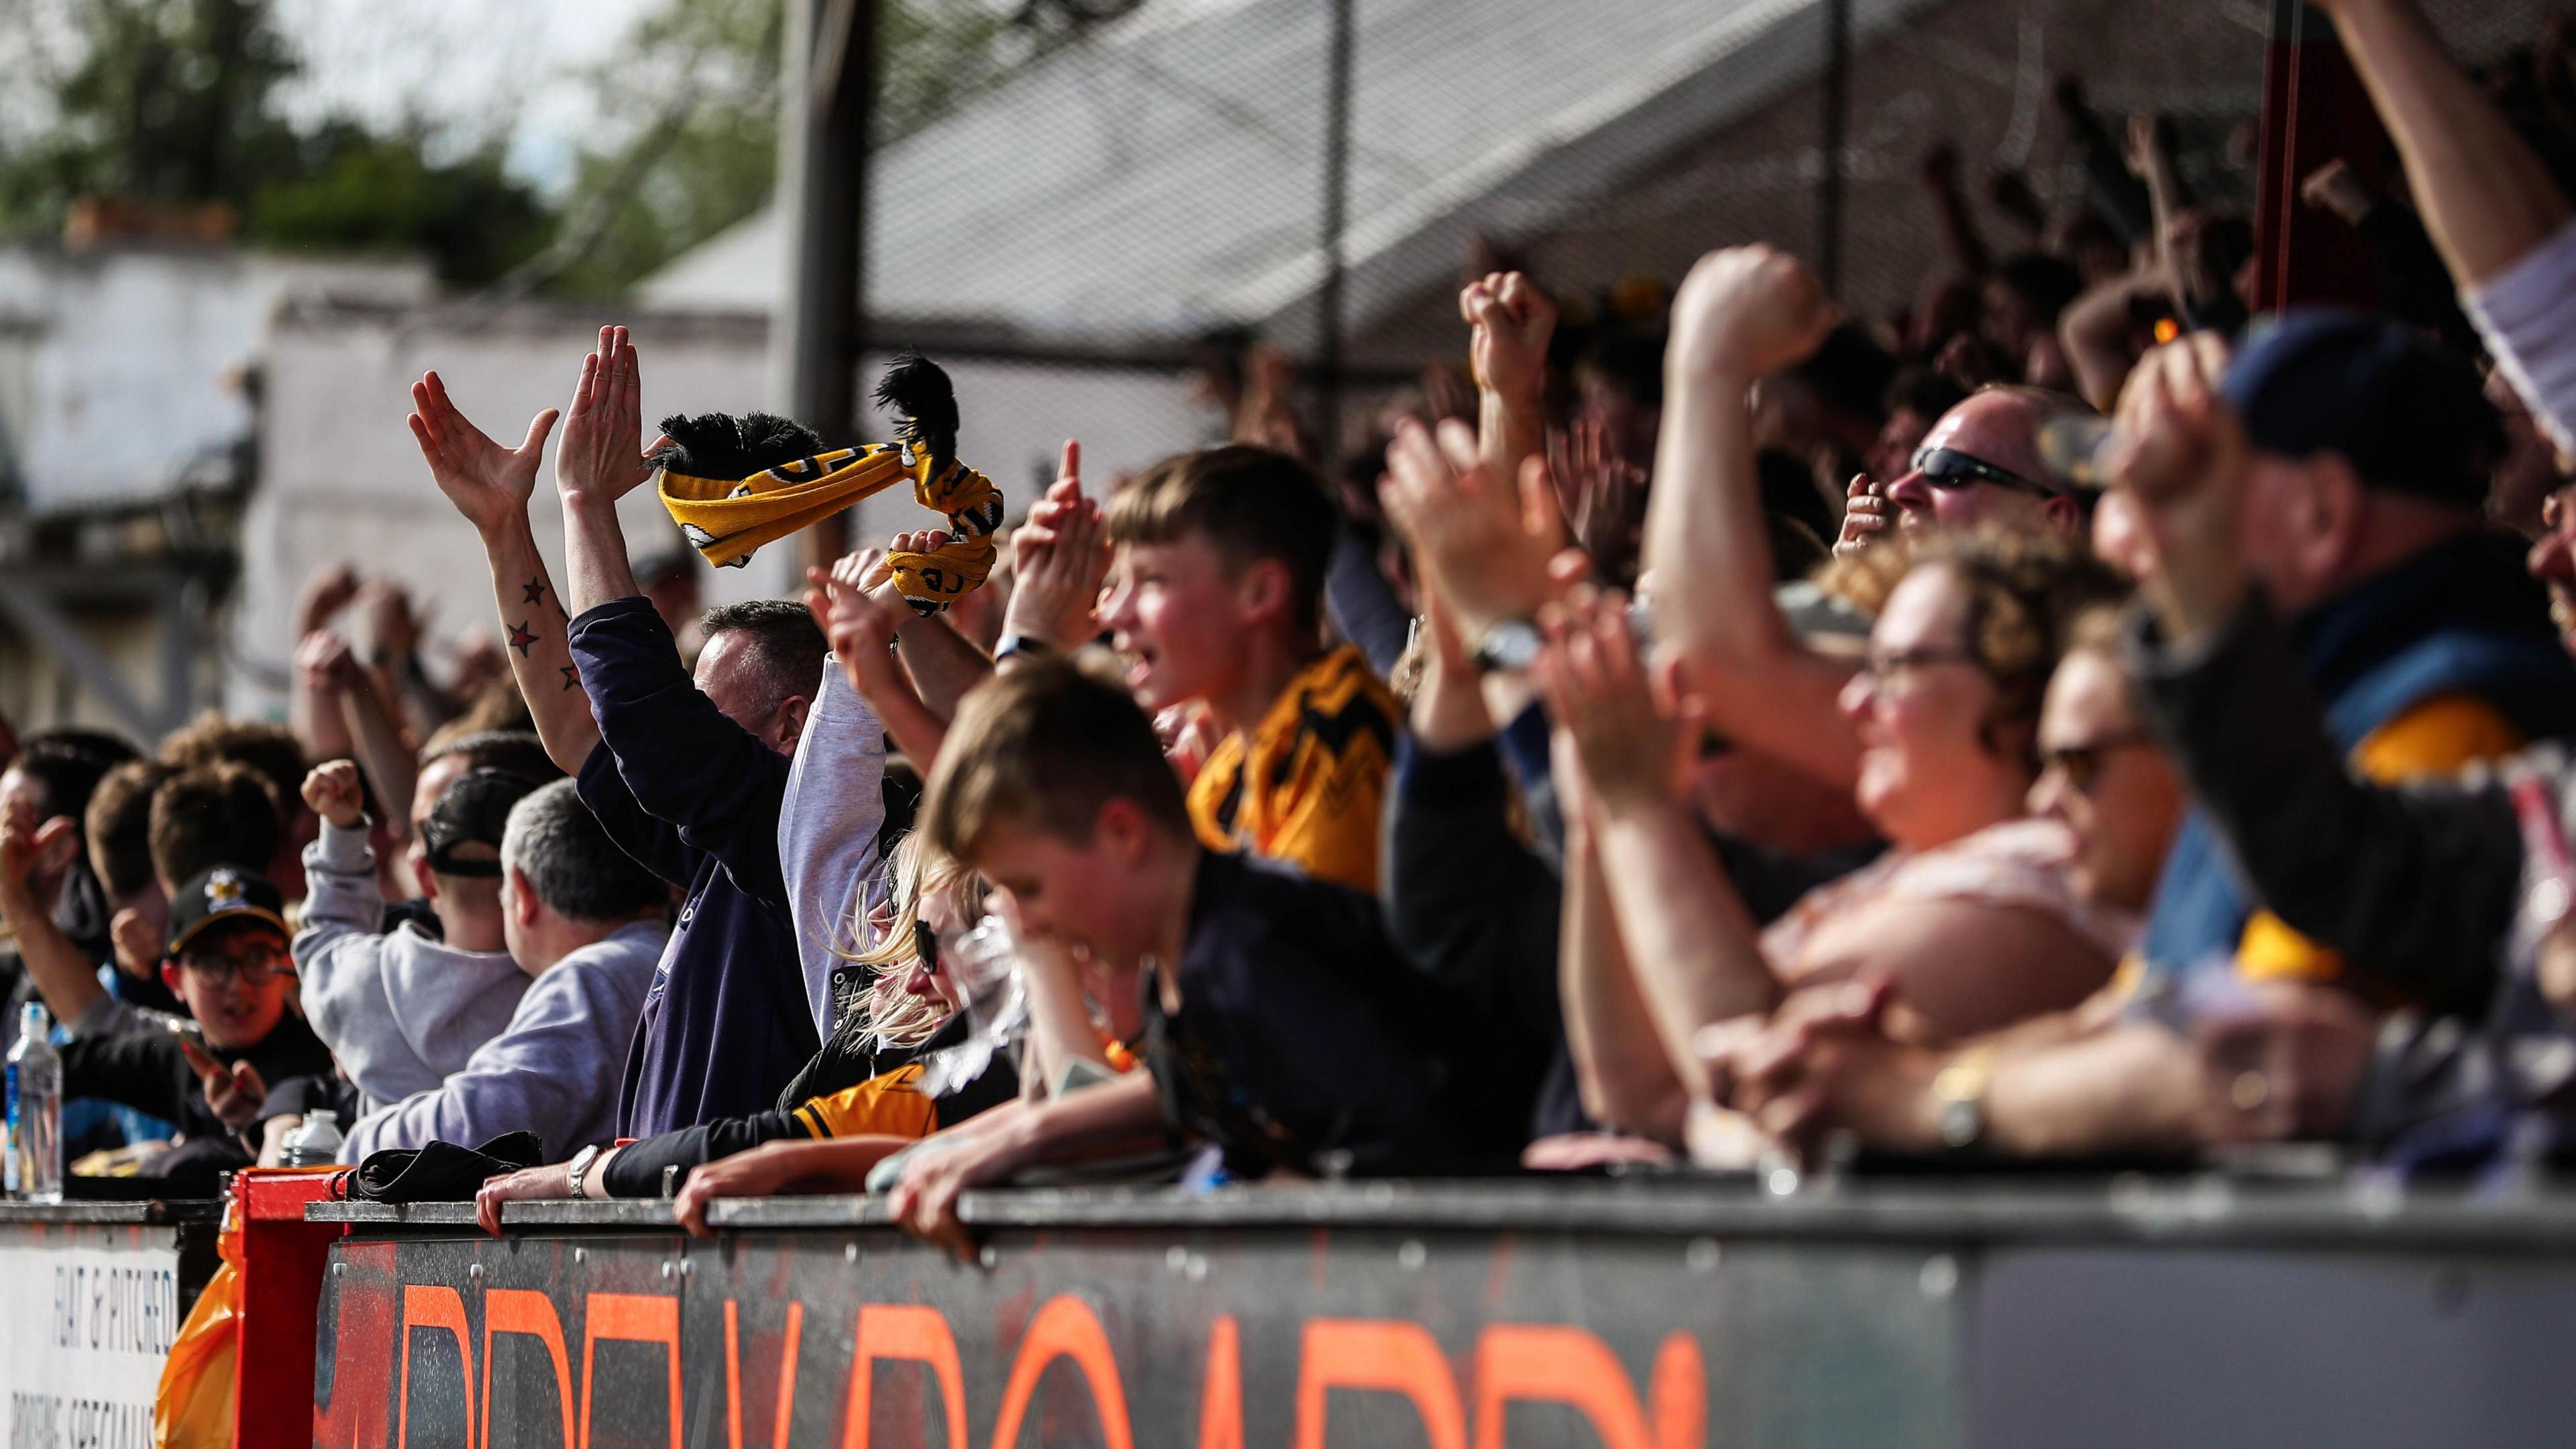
[1089,445,1399,892]
[880,658,1525,1253]
[1,857,334,1191]
[294,762,535,1110]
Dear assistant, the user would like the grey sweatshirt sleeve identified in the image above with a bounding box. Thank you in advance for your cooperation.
[293,818,394,1069]
[340,928,664,1162]
[777,661,889,1040]
[2127,594,2521,1016]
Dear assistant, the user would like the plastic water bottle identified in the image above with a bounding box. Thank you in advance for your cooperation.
[282,1110,344,1168]
[7,1003,62,1203]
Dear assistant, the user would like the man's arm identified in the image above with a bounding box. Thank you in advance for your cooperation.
[407,362,597,776]
[1558,806,1689,1140]
[1644,246,1864,790]
[777,654,888,1039]
[2319,0,2572,287]
[1540,598,1780,1105]
[1462,271,1555,483]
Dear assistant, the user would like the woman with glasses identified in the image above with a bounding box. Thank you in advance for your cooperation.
[1541,527,2139,1157]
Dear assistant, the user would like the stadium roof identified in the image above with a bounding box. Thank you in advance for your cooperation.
[639,0,1943,355]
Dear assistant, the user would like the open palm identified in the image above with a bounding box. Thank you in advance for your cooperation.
[556,325,665,510]
[409,370,556,537]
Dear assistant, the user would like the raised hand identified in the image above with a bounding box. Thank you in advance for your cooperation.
[557,325,663,510]
[1461,270,1557,401]
[409,371,558,539]
[806,543,916,704]
[301,759,366,832]
[294,564,362,639]
[1000,441,1112,651]
[1381,416,1568,637]
[1545,419,1648,580]
[294,630,362,698]
[1668,244,1840,381]
[1832,475,1892,559]
[1532,588,1697,811]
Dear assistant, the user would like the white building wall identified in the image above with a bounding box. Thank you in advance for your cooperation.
[0,247,433,511]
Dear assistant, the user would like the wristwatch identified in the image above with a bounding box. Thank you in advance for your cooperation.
[1931,1046,1997,1152]
[566,1143,603,1201]
[1470,618,1544,675]
[993,632,1051,665]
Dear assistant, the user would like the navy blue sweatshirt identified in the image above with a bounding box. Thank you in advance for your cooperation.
[569,596,821,1136]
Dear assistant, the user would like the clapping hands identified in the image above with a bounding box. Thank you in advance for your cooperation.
[1000,440,1112,653]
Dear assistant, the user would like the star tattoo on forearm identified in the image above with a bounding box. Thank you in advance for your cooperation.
[559,665,580,692]
[521,578,547,606]
[506,621,538,656]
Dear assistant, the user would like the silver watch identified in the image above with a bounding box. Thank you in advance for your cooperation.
[566,1143,603,1201]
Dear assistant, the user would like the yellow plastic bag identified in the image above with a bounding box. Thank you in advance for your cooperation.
[155,1205,242,1449]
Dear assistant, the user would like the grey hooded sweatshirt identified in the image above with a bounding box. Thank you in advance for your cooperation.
[294,819,527,1110]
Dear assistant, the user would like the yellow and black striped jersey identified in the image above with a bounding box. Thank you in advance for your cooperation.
[1186,644,1399,894]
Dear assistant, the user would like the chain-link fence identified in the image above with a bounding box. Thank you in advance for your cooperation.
[861,0,2576,485]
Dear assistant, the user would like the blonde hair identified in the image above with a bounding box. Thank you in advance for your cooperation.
[835,832,989,1050]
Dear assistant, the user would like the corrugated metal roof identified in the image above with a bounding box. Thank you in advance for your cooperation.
[641,0,1946,346]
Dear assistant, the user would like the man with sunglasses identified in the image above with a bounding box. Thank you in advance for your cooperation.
[1833,387,2094,557]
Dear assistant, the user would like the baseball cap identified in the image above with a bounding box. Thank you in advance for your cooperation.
[2218,308,2502,509]
[167,865,290,956]
[421,769,540,878]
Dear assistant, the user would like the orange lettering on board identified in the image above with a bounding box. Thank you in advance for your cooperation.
[987,1295,1135,1449]
[1293,1320,1468,1449]
[1468,1326,1705,1449]
[578,1293,684,1449]
[724,1299,806,1449]
[482,1288,574,1449]
[399,1285,477,1449]
[841,1304,969,1449]
[1195,1316,1244,1449]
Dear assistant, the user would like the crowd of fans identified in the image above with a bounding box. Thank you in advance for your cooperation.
[8,0,2576,1248]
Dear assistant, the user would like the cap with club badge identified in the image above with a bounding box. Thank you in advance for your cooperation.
[419,769,541,878]
[166,864,290,957]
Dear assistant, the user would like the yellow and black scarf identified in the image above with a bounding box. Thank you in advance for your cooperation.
[653,356,1004,614]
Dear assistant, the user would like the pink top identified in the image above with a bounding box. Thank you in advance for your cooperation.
[1758,818,2138,981]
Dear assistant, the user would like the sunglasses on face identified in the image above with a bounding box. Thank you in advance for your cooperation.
[1910,446,2058,498]
[910,918,944,978]
[2039,731,2158,794]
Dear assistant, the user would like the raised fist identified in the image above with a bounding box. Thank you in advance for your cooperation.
[301,759,366,831]
[1668,244,1839,380]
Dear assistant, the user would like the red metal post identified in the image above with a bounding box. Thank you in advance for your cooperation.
[233,1171,348,1449]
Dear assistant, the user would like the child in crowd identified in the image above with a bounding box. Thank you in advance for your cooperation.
[1093,446,1401,893]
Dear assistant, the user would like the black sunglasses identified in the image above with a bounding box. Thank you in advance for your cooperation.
[910,919,943,977]
[1911,445,2058,498]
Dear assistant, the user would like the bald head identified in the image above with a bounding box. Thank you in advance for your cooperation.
[1882,388,2087,538]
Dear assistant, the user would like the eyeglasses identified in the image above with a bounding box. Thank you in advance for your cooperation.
[1910,446,2058,498]
[1858,644,1982,688]
[2039,731,2159,794]
[178,944,288,985]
